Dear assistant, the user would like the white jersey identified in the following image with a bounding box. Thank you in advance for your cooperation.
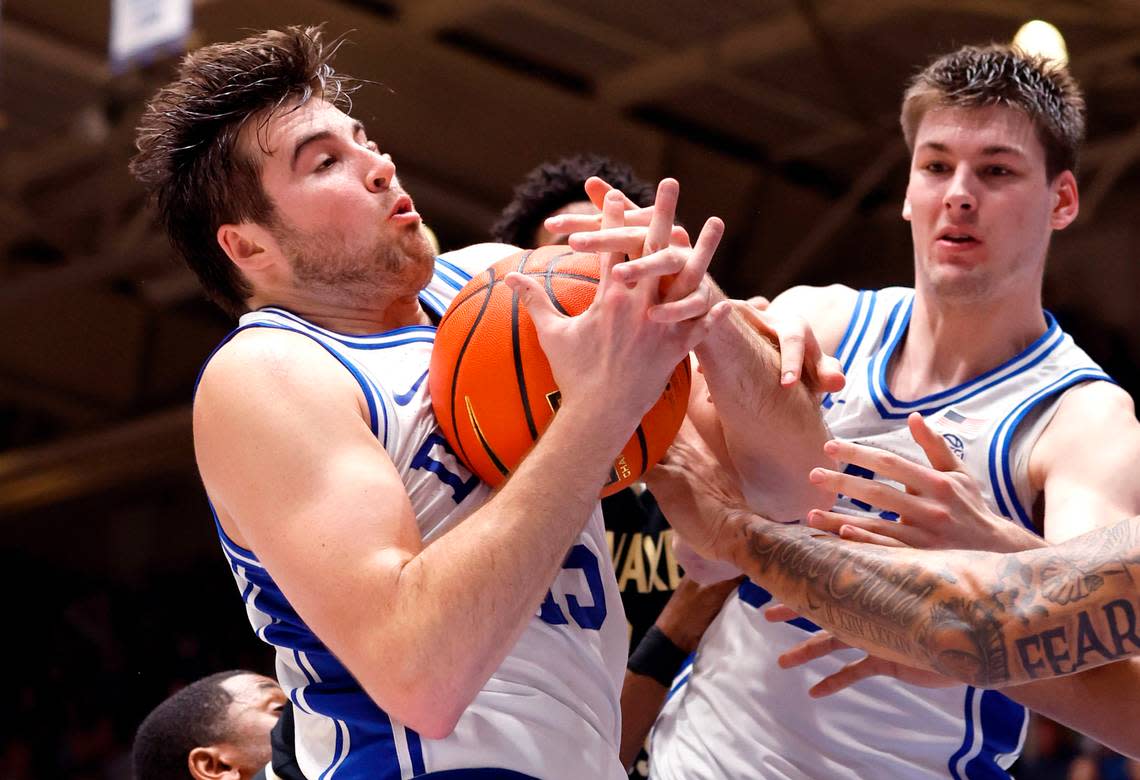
[203,245,628,779]
[650,287,1111,780]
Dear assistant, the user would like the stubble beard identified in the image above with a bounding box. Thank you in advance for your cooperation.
[278,221,436,305]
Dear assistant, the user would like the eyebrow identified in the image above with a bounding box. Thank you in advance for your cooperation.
[290,120,366,171]
[919,141,1026,157]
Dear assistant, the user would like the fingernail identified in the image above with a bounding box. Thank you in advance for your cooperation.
[782,371,797,384]
[822,440,839,454]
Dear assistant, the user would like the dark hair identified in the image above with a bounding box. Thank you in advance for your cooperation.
[900,44,1085,180]
[490,154,656,247]
[132,670,246,780]
[130,26,358,316]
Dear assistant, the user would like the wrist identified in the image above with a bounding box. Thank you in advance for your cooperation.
[627,625,691,687]
[712,506,750,568]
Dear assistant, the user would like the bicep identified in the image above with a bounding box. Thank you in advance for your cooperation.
[195,334,422,650]
[1040,385,1140,543]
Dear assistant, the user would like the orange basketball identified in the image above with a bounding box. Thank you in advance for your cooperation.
[429,245,691,497]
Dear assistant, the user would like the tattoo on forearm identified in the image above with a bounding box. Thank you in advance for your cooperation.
[738,517,1140,687]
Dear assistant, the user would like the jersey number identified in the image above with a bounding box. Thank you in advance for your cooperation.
[538,545,607,630]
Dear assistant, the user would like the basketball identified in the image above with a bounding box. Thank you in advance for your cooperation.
[429,245,692,497]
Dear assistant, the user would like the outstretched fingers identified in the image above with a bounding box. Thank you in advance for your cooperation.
[908,412,962,472]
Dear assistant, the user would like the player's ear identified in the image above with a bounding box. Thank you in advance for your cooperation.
[188,745,240,780]
[1049,170,1079,231]
[217,222,273,274]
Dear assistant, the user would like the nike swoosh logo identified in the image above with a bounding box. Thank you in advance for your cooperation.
[393,370,429,406]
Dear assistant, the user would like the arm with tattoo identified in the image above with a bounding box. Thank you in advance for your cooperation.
[715,513,1140,688]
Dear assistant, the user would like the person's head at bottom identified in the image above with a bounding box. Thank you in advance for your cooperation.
[133,670,285,780]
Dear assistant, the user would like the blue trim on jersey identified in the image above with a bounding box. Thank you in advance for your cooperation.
[419,287,447,317]
[869,302,1064,419]
[822,290,875,409]
[262,308,436,350]
[261,306,438,344]
[432,259,471,293]
[986,368,1111,530]
[949,687,1024,779]
[212,506,263,568]
[948,686,978,780]
[836,290,873,371]
[198,322,383,440]
[408,730,426,775]
[435,256,475,286]
[317,719,347,780]
[664,654,696,702]
[737,580,821,632]
[967,691,1026,779]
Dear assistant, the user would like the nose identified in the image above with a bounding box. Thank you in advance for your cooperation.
[365,151,396,193]
[944,165,977,213]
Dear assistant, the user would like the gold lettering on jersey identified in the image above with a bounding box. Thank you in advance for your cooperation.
[612,529,679,593]
[662,529,682,588]
[618,533,649,593]
[642,534,669,592]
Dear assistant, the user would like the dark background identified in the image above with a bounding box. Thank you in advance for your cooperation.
[2,1,1139,776]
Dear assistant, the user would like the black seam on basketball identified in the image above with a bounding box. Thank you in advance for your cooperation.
[449,266,497,470]
[466,397,511,477]
[543,253,572,315]
[635,425,649,473]
[513,251,540,440]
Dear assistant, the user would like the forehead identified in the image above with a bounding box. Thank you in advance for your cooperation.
[913,104,1043,159]
[220,673,281,703]
[239,98,355,162]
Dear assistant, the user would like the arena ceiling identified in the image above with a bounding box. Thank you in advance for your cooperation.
[3,0,1140,566]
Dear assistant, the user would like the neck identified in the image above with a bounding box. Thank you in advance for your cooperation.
[247,289,431,333]
[889,289,1047,399]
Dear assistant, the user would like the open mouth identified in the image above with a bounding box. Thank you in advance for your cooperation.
[390,195,415,219]
[938,231,979,245]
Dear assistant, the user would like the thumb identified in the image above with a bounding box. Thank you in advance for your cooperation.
[907,412,960,471]
[504,272,563,332]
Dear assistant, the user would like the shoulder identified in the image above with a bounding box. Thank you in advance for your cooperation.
[766,283,860,355]
[438,242,520,277]
[1031,380,1140,490]
[1045,380,1138,445]
[196,327,366,433]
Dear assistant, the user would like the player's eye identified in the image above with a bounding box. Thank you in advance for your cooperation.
[924,161,949,173]
[316,155,337,171]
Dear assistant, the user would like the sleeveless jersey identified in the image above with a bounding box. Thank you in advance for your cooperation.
[650,287,1111,780]
[202,245,628,780]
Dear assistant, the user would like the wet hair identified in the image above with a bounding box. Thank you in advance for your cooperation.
[130,26,358,315]
[491,154,656,247]
[132,670,246,780]
[900,44,1085,180]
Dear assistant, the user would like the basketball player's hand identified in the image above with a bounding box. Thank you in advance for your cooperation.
[504,190,711,425]
[804,414,1046,553]
[773,629,957,697]
[645,418,748,561]
[542,176,654,235]
[558,178,726,323]
[732,299,845,393]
